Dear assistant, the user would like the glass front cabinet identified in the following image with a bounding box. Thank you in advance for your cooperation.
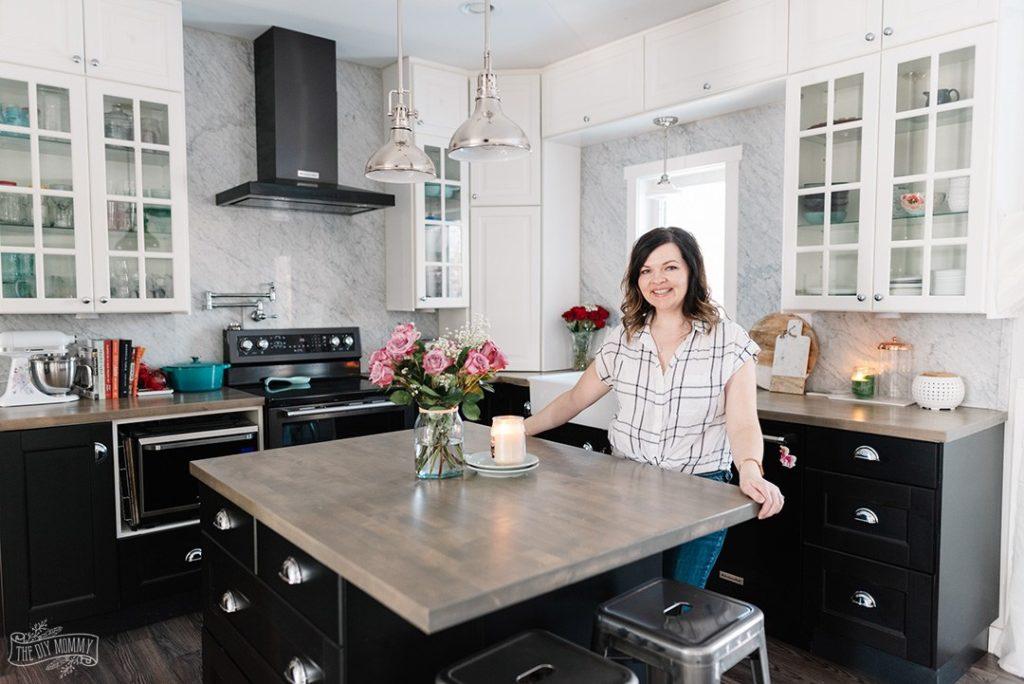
[783,25,994,313]
[385,133,470,310]
[0,64,188,314]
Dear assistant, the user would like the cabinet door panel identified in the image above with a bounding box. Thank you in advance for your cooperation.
[644,0,787,110]
[542,36,643,137]
[411,63,468,137]
[0,0,85,75]
[470,73,540,206]
[882,0,998,50]
[82,0,184,91]
[788,0,882,73]
[470,206,541,370]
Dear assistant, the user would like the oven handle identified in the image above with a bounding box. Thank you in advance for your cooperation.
[283,400,399,418]
[142,432,258,451]
[136,425,259,448]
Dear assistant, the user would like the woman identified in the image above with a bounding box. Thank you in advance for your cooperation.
[524,227,783,588]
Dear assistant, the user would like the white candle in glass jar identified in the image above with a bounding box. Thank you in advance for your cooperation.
[490,416,526,465]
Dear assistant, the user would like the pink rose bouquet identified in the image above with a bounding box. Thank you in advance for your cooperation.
[368,318,505,421]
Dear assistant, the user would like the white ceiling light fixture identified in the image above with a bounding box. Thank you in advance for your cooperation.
[365,0,436,183]
[448,1,531,162]
[648,115,681,198]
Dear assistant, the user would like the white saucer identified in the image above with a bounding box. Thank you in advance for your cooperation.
[465,451,540,471]
[467,462,539,478]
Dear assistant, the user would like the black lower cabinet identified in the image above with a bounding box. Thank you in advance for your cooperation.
[0,423,118,635]
[119,524,203,605]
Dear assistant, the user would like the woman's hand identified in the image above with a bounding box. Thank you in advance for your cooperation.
[738,460,784,520]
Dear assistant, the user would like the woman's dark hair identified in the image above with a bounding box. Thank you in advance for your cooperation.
[620,226,720,340]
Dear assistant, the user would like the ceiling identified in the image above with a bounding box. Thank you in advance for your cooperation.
[182,0,726,70]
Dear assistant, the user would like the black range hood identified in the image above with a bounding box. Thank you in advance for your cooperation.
[216,27,394,215]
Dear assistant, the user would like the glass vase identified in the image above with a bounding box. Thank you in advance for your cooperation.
[570,329,594,371]
[414,407,464,479]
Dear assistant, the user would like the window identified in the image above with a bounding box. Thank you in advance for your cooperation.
[625,146,741,317]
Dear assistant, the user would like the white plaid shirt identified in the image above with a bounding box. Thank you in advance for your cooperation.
[593,318,760,474]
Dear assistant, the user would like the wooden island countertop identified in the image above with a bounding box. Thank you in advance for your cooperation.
[191,421,756,633]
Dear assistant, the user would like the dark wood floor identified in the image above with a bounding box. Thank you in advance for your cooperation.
[1,613,1021,683]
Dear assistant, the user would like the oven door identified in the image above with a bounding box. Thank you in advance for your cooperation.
[267,398,412,449]
[130,424,259,527]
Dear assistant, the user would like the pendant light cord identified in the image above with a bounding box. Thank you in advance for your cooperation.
[396,0,405,102]
[662,125,669,177]
[483,1,492,72]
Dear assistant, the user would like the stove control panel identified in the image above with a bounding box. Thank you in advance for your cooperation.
[224,328,360,362]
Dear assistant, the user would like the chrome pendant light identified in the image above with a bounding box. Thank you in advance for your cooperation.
[448,2,530,162]
[648,116,680,198]
[365,0,436,183]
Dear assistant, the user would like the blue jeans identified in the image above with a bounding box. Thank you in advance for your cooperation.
[664,469,733,588]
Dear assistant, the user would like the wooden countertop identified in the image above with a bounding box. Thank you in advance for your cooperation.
[0,388,263,432]
[191,422,757,634]
[755,390,1006,443]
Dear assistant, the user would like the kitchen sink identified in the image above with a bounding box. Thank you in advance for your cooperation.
[528,371,616,430]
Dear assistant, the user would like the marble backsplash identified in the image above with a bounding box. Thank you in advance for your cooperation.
[0,27,437,375]
[580,103,1013,409]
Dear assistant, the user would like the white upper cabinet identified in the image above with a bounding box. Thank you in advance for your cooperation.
[0,0,86,75]
[410,61,468,137]
[788,0,883,74]
[881,0,998,49]
[470,72,541,207]
[82,0,184,92]
[542,35,644,138]
[644,0,787,110]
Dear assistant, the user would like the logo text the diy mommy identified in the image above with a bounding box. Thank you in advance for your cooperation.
[7,621,99,678]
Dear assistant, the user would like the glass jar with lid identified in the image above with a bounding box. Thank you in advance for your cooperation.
[877,337,913,400]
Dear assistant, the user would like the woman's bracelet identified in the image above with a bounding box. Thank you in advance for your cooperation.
[738,458,764,477]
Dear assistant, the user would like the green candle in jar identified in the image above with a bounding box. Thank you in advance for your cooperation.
[851,367,876,398]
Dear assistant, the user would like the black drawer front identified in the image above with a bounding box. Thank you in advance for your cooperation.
[200,485,254,570]
[257,522,341,644]
[119,524,203,604]
[204,539,341,683]
[803,545,933,666]
[807,427,939,488]
[804,469,935,573]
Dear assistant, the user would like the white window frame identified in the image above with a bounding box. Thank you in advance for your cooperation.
[624,145,742,318]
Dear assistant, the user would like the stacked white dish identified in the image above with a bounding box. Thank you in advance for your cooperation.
[890,276,922,296]
[465,452,539,477]
[931,269,965,296]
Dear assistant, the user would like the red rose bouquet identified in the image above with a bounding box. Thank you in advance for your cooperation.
[561,304,610,370]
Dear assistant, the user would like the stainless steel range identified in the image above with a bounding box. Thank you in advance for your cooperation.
[224,327,414,449]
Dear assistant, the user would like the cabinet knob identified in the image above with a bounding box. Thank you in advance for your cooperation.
[882,26,894,36]
[583,115,591,123]
[853,445,880,462]
[873,293,883,302]
[703,82,712,90]
[93,442,108,464]
[99,296,109,304]
[82,296,92,304]
[472,193,478,200]
[72,54,83,64]
[523,401,532,415]
[278,556,306,585]
[853,507,879,525]
[582,442,593,451]
[851,590,877,609]
[212,508,236,531]
[184,547,203,563]
[284,656,322,684]
[856,294,866,302]
[89,58,100,67]
[864,32,875,42]
[219,589,250,614]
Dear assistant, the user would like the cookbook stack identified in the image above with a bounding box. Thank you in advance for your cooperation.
[76,339,146,399]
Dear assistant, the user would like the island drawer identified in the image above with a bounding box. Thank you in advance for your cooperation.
[204,540,342,683]
[201,485,254,570]
[806,428,938,488]
[804,469,936,573]
[257,522,341,644]
[803,545,933,667]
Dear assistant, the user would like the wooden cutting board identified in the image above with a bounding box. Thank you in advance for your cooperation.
[749,313,819,374]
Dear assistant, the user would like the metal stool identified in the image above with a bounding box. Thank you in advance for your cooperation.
[437,629,638,684]
[594,578,770,684]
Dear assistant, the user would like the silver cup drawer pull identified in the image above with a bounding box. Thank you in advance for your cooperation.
[212,508,236,530]
[278,556,306,585]
[851,590,877,609]
[284,656,323,684]
[185,547,203,563]
[854,507,879,525]
[853,445,880,462]
[219,589,250,614]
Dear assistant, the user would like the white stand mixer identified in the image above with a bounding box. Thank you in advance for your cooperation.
[0,331,82,407]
